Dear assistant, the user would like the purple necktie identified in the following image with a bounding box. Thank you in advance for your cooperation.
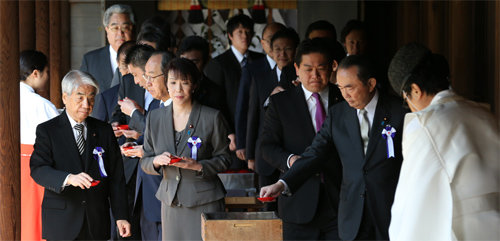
[312,92,326,132]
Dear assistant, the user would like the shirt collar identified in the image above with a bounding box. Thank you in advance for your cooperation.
[20,82,35,93]
[230,45,248,64]
[357,90,379,115]
[266,54,276,70]
[429,89,453,106]
[161,98,172,107]
[65,111,86,127]
[301,84,329,101]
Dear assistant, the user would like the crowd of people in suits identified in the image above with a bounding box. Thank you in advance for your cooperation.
[21,3,498,241]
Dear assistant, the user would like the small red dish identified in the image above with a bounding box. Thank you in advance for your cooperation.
[123,146,134,150]
[257,196,276,202]
[117,125,129,130]
[169,156,182,164]
[90,180,100,187]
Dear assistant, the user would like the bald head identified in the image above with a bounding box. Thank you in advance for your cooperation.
[261,22,286,56]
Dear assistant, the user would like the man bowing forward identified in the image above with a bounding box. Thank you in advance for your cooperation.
[30,70,131,240]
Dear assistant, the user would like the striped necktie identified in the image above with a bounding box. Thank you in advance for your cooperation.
[74,124,85,156]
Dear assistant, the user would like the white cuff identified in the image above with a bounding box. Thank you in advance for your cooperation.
[286,154,295,168]
[130,108,137,117]
[278,179,291,195]
[62,174,71,189]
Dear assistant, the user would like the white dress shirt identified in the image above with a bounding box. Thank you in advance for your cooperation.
[230,45,248,65]
[356,90,379,130]
[285,85,330,168]
[160,98,172,107]
[109,45,118,75]
[20,82,60,145]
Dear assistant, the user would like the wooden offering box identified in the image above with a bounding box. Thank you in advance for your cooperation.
[201,212,282,241]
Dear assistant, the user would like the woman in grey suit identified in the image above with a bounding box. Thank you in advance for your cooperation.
[141,58,231,240]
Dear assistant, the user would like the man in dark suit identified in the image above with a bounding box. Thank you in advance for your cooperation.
[261,55,408,240]
[30,70,131,240]
[245,28,300,201]
[80,4,134,94]
[204,14,264,168]
[177,36,228,121]
[234,22,285,165]
[260,38,344,240]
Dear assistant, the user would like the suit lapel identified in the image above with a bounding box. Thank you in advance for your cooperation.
[177,102,202,156]
[365,93,389,162]
[59,112,85,171]
[100,47,113,89]
[83,119,97,173]
[295,86,316,139]
[163,105,176,154]
[344,106,365,161]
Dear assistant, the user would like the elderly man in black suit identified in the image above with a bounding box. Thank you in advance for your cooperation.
[260,38,344,240]
[30,70,131,240]
[204,14,264,169]
[261,55,408,240]
[80,4,134,94]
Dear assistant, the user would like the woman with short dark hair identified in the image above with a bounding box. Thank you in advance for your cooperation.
[141,58,231,240]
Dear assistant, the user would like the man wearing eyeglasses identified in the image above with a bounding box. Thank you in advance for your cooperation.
[80,4,135,94]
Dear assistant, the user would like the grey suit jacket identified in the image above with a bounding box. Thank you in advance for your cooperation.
[141,102,231,208]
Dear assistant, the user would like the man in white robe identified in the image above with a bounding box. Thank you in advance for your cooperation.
[19,50,59,241]
[387,43,499,240]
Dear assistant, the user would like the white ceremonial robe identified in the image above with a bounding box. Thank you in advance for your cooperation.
[20,82,59,144]
[389,90,500,241]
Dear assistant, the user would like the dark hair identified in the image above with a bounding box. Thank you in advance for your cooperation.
[125,44,155,70]
[338,55,376,85]
[137,30,170,51]
[331,41,346,63]
[340,20,367,43]
[151,51,174,76]
[227,14,254,37]
[176,36,210,65]
[270,27,300,50]
[401,54,450,96]
[20,50,48,81]
[262,22,286,37]
[117,41,136,61]
[165,58,201,91]
[305,20,337,40]
[140,15,173,47]
[294,38,334,66]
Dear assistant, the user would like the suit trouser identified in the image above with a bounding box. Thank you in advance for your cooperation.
[283,184,340,241]
[354,201,386,240]
[140,201,162,240]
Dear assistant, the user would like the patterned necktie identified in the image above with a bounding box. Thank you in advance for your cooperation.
[240,57,247,68]
[312,93,326,132]
[359,109,370,155]
[74,124,85,156]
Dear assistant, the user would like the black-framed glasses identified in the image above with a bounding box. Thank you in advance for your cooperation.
[143,73,164,82]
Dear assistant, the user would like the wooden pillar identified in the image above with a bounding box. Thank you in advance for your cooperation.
[449,1,476,100]
[19,0,35,51]
[49,0,62,108]
[35,0,50,100]
[61,0,70,83]
[494,1,499,122]
[0,1,20,240]
[396,1,421,47]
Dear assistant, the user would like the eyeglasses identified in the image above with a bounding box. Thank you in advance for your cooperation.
[143,73,165,82]
[107,24,133,33]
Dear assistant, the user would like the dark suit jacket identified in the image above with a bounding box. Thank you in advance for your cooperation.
[30,112,128,240]
[80,46,114,93]
[260,84,343,224]
[92,84,119,123]
[111,73,145,126]
[234,57,272,150]
[282,92,407,240]
[194,75,229,121]
[278,63,297,90]
[204,49,264,132]
[141,102,231,207]
[244,58,279,176]
[133,99,161,222]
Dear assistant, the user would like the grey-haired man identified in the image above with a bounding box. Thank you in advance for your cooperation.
[80,4,135,93]
[30,70,131,240]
